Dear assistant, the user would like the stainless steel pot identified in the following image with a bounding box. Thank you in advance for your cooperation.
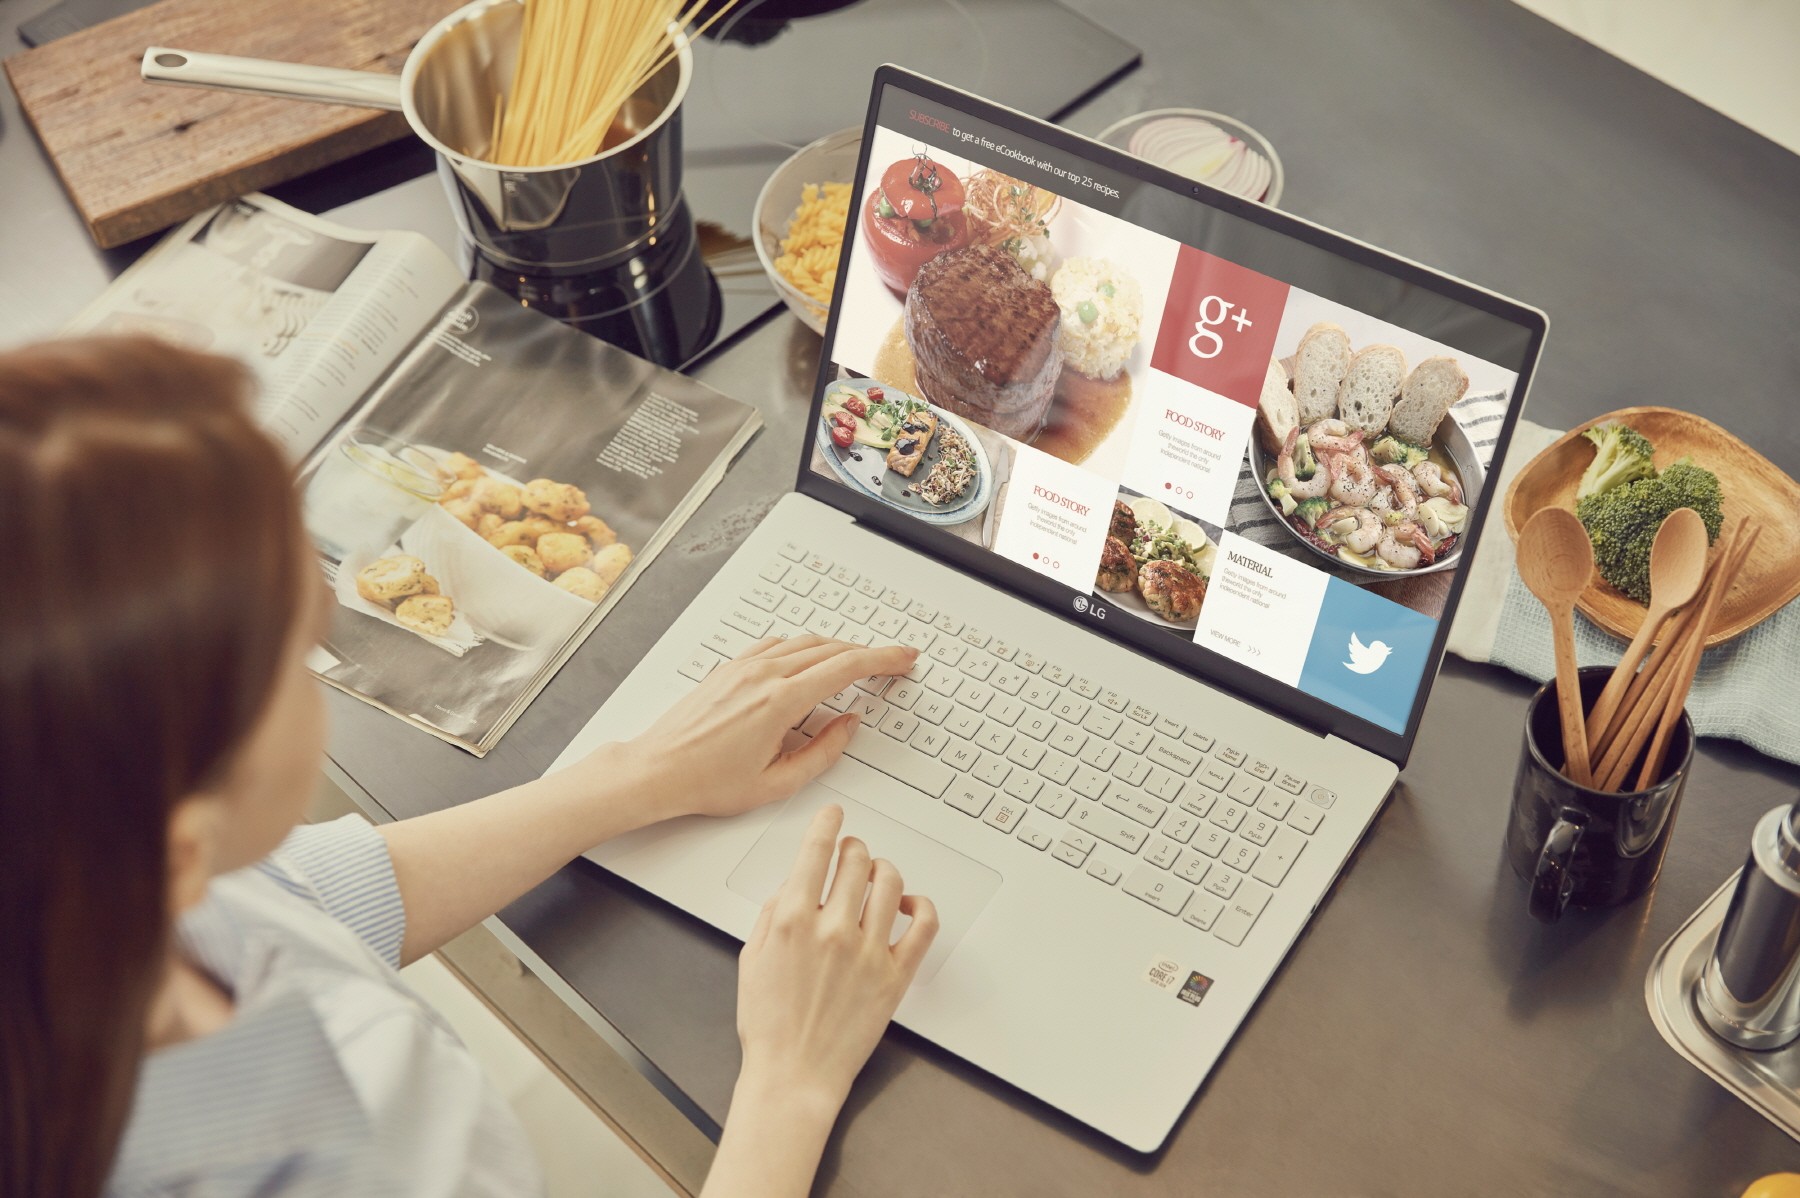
[143,0,719,364]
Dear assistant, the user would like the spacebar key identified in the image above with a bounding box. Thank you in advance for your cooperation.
[843,731,954,798]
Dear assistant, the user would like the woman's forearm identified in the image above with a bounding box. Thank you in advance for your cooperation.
[702,1070,841,1198]
[377,741,663,964]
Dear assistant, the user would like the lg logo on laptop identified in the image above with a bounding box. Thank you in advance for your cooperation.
[1072,596,1106,620]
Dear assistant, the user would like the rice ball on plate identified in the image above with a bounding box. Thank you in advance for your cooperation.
[1051,257,1142,380]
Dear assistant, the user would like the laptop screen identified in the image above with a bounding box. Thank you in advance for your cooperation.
[801,71,1544,760]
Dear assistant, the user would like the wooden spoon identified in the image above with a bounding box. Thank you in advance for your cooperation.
[1518,508,1597,785]
[1633,521,1760,790]
[1584,508,1709,745]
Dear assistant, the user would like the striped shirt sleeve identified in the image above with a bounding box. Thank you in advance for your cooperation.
[260,815,407,969]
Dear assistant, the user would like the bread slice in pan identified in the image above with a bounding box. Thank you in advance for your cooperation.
[1255,357,1299,453]
[1336,344,1406,437]
[1291,323,1351,425]
[1388,356,1470,446]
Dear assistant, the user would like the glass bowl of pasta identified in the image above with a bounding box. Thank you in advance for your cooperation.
[754,125,862,333]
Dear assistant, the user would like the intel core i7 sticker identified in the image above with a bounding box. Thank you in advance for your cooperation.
[1147,958,1214,1007]
[1144,957,1183,992]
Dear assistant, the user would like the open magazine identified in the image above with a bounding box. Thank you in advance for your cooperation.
[68,195,760,754]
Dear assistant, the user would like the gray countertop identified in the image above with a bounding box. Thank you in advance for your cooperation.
[7,0,1799,1193]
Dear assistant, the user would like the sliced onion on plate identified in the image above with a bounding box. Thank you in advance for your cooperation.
[1126,115,1273,201]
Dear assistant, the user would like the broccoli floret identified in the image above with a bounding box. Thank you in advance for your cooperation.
[1266,471,1298,517]
[1291,434,1318,479]
[1655,457,1725,539]
[1370,434,1430,467]
[1576,422,1656,502]
[1295,497,1331,528]
[1576,458,1723,603]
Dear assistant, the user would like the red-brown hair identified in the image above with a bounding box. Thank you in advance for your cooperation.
[0,336,308,1198]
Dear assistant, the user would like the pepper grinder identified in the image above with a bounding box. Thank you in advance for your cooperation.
[1699,798,1800,1051]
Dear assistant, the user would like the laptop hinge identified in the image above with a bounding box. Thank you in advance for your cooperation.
[1286,710,1335,741]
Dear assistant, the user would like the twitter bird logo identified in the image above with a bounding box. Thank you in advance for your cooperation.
[1344,632,1392,675]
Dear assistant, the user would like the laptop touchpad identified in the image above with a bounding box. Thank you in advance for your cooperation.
[727,783,1002,986]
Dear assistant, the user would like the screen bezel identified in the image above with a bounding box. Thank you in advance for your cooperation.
[795,66,1548,766]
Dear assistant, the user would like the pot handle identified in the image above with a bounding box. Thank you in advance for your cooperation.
[141,47,404,112]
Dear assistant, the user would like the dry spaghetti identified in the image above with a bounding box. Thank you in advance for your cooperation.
[490,0,743,168]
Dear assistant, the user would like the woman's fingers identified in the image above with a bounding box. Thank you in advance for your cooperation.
[763,638,915,687]
[749,633,834,662]
[766,639,872,678]
[823,835,871,923]
[863,858,905,944]
[779,804,844,913]
[791,643,917,700]
[743,894,777,957]
[769,712,860,790]
[890,895,939,983]
[735,635,790,661]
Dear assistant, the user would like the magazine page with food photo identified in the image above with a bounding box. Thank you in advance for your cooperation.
[66,194,466,460]
[299,281,760,753]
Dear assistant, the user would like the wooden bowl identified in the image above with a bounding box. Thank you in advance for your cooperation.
[1504,406,1800,646]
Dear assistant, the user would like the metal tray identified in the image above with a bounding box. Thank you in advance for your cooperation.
[1646,871,1800,1141]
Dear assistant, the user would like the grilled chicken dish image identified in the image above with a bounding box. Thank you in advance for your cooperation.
[1092,494,1216,627]
[1096,535,1137,593]
[1109,499,1137,543]
[1138,559,1207,622]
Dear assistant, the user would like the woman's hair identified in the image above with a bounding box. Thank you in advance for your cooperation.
[0,336,308,1198]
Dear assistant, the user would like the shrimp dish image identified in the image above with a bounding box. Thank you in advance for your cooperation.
[1260,415,1474,575]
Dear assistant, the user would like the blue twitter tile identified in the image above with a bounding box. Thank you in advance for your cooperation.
[1297,578,1439,733]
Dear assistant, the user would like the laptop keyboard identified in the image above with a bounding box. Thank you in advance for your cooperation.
[675,541,1339,952]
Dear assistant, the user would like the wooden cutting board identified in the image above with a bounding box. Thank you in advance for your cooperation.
[4,0,455,248]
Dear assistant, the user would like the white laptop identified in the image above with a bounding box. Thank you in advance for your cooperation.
[552,68,1546,1151]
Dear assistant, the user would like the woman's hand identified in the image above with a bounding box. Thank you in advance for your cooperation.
[735,802,938,1115]
[701,805,936,1195]
[611,635,918,822]
[378,638,915,978]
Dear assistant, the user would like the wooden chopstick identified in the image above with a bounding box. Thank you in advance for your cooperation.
[1631,521,1759,790]
[1590,519,1745,790]
[1591,598,1701,761]
[1589,525,1726,767]
[1590,519,1752,791]
[1591,633,1687,790]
